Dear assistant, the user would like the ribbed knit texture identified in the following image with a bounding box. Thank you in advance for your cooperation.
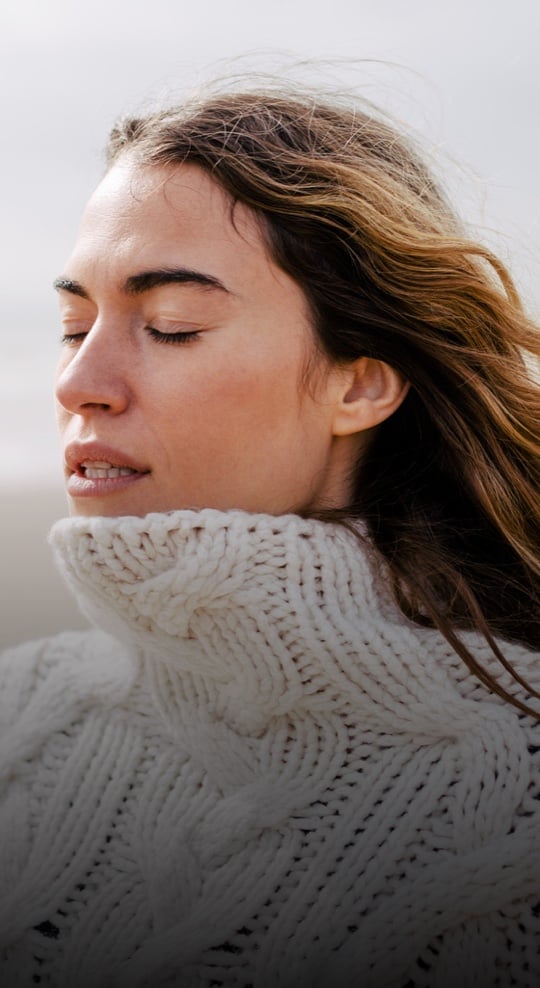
[0,508,539,987]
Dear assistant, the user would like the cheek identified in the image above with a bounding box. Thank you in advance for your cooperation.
[154,367,305,481]
[159,353,302,427]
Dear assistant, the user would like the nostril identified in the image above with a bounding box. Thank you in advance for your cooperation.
[55,362,129,416]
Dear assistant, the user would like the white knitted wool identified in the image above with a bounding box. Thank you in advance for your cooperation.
[0,507,539,988]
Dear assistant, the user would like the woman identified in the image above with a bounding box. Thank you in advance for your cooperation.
[1,85,539,987]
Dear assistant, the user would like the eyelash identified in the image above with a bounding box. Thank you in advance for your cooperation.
[60,328,201,346]
[145,327,201,345]
[60,332,87,345]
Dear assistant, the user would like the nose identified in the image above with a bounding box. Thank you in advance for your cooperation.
[55,323,131,417]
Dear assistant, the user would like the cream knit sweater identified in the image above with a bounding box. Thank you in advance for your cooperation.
[0,508,539,988]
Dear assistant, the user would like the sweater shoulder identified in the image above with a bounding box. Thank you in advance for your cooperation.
[0,629,136,730]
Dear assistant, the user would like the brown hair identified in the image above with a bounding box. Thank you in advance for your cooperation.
[106,87,540,716]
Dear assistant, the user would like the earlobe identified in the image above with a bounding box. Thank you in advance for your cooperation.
[331,358,409,437]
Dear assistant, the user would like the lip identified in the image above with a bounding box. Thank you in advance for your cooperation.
[64,441,151,499]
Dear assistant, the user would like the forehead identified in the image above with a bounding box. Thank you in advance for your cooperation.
[68,158,277,290]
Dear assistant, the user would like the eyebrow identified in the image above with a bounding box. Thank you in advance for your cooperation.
[125,268,230,295]
[53,267,231,299]
[53,276,89,298]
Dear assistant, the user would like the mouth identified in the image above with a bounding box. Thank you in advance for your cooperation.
[79,460,141,479]
[64,444,151,499]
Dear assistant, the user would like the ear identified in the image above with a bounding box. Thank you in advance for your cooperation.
[331,358,409,437]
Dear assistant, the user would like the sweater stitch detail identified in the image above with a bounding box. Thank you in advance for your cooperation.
[0,507,539,987]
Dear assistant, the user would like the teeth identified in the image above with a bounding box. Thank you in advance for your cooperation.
[80,460,138,479]
[84,467,136,479]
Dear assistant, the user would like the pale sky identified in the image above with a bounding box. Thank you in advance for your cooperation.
[1,0,539,484]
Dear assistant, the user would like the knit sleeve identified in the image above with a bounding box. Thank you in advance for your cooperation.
[0,637,52,730]
[0,630,137,739]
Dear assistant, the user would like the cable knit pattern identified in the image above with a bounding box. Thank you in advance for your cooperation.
[0,508,539,987]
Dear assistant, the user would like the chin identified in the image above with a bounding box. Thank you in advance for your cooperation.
[67,496,154,519]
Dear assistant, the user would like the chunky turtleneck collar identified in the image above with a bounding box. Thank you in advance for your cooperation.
[49,508,381,640]
[48,508,510,738]
[2,508,537,988]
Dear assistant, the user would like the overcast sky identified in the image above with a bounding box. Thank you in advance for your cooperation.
[1,0,539,484]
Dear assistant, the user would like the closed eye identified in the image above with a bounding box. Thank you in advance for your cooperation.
[59,314,93,346]
[146,327,202,345]
[60,331,89,346]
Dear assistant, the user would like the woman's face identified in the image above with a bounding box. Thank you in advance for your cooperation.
[55,159,358,518]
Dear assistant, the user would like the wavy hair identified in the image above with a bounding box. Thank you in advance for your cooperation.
[106,87,540,716]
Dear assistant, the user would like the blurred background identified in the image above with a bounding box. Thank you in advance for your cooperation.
[1,0,539,647]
